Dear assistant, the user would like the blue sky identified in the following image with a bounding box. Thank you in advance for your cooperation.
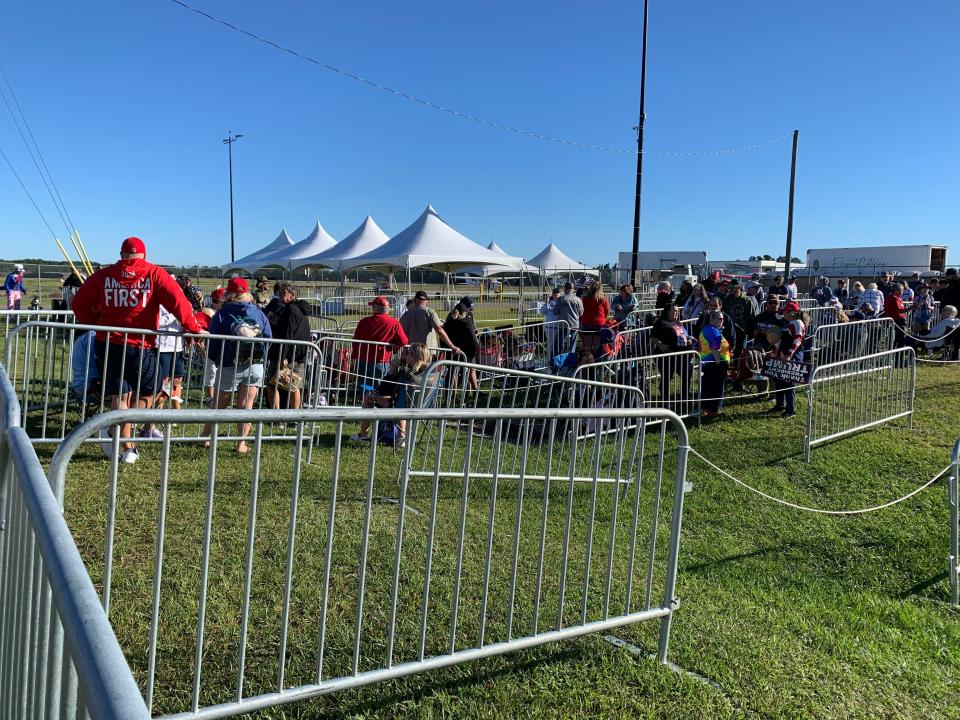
[1,0,957,267]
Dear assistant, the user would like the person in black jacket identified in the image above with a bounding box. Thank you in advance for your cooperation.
[443,303,480,390]
[267,281,312,409]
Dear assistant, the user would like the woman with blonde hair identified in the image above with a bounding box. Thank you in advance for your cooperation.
[350,343,432,447]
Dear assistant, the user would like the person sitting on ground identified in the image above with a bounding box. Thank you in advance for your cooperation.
[203,277,272,454]
[611,283,638,326]
[654,281,674,309]
[71,237,204,465]
[267,281,312,410]
[352,295,408,383]
[349,343,432,446]
[399,290,460,356]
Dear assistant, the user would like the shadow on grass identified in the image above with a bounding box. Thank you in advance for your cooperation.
[681,544,799,573]
[319,644,587,719]
[897,571,949,601]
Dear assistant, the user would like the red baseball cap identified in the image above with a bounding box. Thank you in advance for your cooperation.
[227,277,249,294]
[783,300,801,314]
[210,287,226,302]
[120,236,146,255]
[368,296,390,307]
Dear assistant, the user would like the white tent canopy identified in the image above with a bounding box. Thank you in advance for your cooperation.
[257,221,337,269]
[341,205,522,273]
[460,241,537,276]
[525,242,598,276]
[291,215,390,272]
[221,229,295,273]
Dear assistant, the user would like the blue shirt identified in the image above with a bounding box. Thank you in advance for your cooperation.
[207,301,272,367]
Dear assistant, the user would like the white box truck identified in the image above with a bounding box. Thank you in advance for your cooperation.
[806,245,947,278]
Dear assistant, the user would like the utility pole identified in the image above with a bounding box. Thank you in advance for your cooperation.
[783,129,799,279]
[223,131,244,262]
[629,0,650,287]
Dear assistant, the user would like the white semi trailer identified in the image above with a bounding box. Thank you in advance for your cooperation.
[806,244,947,277]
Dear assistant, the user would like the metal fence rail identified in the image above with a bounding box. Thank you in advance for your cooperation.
[804,347,916,461]
[46,405,690,719]
[412,360,646,484]
[950,439,959,608]
[573,350,702,424]
[4,321,325,447]
[0,410,149,718]
[803,306,838,334]
[809,317,896,370]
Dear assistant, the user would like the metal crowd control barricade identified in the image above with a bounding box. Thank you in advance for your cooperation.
[809,317,896,370]
[803,306,838,333]
[1,310,76,368]
[804,347,916,461]
[413,360,646,485]
[573,350,702,425]
[3,320,325,447]
[949,439,959,608]
[318,294,400,318]
[44,405,690,718]
[312,335,462,409]
[483,320,570,371]
[0,363,150,720]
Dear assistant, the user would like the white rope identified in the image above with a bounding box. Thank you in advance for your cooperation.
[688,448,949,516]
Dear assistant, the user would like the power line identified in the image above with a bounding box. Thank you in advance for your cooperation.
[0,64,77,239]
[0,143,59,239]
[168,0,791,157]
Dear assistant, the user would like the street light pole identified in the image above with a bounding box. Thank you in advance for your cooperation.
[629,0,650,287]
[223,131,244,263]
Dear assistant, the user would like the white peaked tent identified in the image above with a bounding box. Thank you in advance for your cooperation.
[257,221,338,269]
[525,242,598,276]
[460,241,537,276]
[341,206,522,274]
[221,229,296,273]
[291,215,389,272]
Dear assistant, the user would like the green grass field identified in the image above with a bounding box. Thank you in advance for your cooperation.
[26,361,960,719]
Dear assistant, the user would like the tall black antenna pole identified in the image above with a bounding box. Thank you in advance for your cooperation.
[629,0,650,286]
[783,129,799,279]
[223,131,244,263]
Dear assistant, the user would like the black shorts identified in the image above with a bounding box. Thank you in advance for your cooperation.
[94,340,160,397]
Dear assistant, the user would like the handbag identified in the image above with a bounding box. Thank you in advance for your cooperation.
[269,359,303,391]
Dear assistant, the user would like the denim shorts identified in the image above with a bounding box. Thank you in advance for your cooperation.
[217,363,265,392]
[94,340,159,397]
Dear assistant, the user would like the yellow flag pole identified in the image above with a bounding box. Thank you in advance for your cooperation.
[55,238,82,278]
[70,232,94,276]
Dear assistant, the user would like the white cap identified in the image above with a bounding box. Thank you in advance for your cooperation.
[13,263,24,271]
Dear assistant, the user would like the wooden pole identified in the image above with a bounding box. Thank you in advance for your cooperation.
[55,238,82,277]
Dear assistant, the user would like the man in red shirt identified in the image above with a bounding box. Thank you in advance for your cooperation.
[351,296,408,382]
[72,236,204,464]
[883,283,907,347]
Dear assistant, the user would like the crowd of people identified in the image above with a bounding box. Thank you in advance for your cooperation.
[6,248,960,456]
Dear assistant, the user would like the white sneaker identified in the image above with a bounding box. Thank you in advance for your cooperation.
[139,427,164,439]
[98,427,115,458]
[120,448,139,465]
